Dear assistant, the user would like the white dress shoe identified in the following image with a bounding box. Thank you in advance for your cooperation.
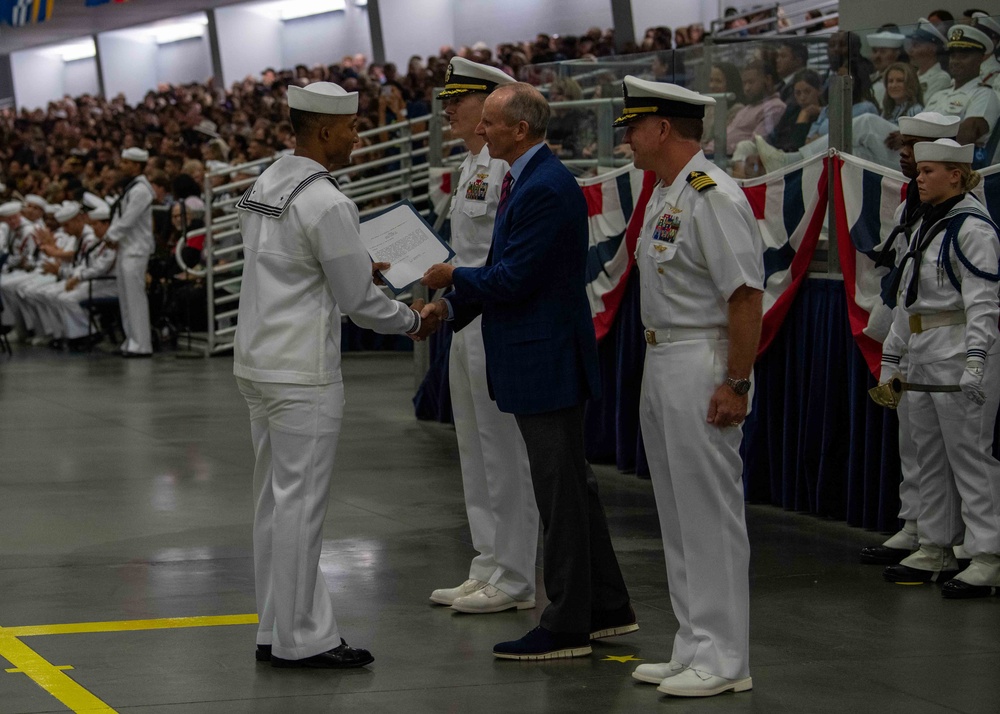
[451,584,535,613]
[632,660,687,684]
[429,579,486,606]
[657,667,753,697]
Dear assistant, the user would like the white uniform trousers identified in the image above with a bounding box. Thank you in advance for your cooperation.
[908,355,1000,556]
[29,281,70,338]
[1,271,41,329]
[236,377,345,660]
[116,253,152,354]
[640,337,751,680]
[18,274,58,334]
[449,316,538,599]
[896,358,921,523]
[56,280,117,340]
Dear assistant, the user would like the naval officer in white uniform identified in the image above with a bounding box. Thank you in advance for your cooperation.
[427,57,539,614]
[234,81,438,669]
[104,147,155,357]
[618,77,764,698]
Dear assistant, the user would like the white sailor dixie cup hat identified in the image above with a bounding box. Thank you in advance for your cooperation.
[88,201,111,222]
[868,31,905,49]
[947,25,994,55]
[614,76,715,127]
[438,57,515,98]
[121,147,149,163]
[0,200,22,217]
[55,202,82,224]
[287,82,359,115]
[898,112,960,139]
[914,138,975,164]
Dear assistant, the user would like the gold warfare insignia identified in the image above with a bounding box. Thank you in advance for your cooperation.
[686,171,716,192]
[465,177,489,201]
[652,212,681,243]
[951,28,963,40]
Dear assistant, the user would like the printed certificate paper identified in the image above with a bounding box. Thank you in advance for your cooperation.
[360,201,455,294]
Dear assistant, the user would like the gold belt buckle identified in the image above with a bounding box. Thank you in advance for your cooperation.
[644,329,657,345]
[908,315,922,334]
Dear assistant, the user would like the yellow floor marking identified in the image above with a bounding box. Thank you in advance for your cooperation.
[0,614,258,714]
[0,631,116,713]
[7,665,74,672]
[7,613,258,638]
[602,654,642,663]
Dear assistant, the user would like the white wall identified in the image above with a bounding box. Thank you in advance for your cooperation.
[10,46,99,110]
[281,6,372,70]
[10,49,65,111]
[215,4,283,87]
[156,35,213,87]
[64,57,100,98]
[838,0,982,32]
[631,0,715,40]
[379,0,454,68]
[98,33,158,105]
[451,0,614,53]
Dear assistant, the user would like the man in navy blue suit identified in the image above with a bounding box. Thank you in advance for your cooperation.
[421,82,635,660]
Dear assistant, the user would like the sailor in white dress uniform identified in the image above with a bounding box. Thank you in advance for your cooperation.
[233,82,437,668]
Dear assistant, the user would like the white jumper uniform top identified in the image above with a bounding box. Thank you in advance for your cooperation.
[33,226,118,340]
[0,217,39,330]
[17,228,79,334]
[234,154,416,661]
[637,151,763,681]
[447,145,537,600]
[918,63,954,106]
[105,175,155,354]
[882,194,1000,572]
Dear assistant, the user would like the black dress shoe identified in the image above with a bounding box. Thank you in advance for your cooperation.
[883,564,958,583]
[590,602,639,640]
[493,626,591,660]
[270,639,374,669]
[859,544,912,565]
[941,580,999,599]
[255,644,271,662]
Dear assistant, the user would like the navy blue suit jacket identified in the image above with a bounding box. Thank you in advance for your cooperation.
[449,144,601,415]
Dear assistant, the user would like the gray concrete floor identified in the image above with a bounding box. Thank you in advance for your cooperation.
[1,348,998,714]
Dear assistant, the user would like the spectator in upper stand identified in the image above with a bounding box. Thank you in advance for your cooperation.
[701,62,746,149]
[972,13,1000,93]
[722,59,786,156]
[881,62,925,122]
[546,78,593,161]
[807,57,879,143]
[774,41,809,104]
[770,69,825,153]
[651,53,673,83]
[928,9,955,30]
[868,31,907,109]
[924,24,1000,149]
[907,18,952,105]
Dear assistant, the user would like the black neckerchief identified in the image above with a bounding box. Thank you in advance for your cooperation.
[897,193,965,307]
[875,179,928,269]
[111,176,142,220]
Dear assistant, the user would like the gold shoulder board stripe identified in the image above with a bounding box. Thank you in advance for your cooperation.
[686,171,716,192]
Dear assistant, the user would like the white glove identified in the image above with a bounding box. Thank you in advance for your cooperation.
[879,364,897,385]
[960,358,986,406]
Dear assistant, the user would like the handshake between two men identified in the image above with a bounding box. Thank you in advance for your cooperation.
[372,260,455,341]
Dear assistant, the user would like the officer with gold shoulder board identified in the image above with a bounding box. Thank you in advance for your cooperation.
[427,57,540,614]
[617,76,764,697]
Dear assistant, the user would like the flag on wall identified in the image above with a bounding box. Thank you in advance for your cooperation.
[834,151,1000,377]
[579,165,652,342]
[85,0,131,6]
[736,154,828,354]
[579,155,828,350]
[2,0,54,26]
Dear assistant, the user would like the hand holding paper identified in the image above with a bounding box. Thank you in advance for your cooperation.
[360,201,454,293]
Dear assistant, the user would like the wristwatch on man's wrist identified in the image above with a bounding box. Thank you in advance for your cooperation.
[725,376,751,395]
